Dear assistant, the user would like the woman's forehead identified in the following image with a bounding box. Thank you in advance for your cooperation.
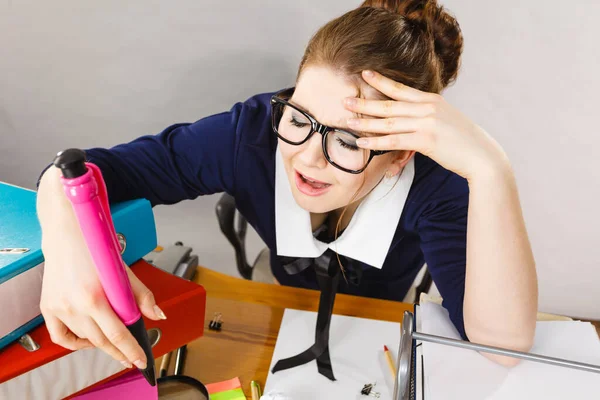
[293,66,362,126]
[292,66,383,135]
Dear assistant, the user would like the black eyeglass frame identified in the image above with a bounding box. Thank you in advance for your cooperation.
[270,88,390,174]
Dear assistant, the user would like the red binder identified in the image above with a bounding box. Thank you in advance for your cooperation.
[0,260,206,399]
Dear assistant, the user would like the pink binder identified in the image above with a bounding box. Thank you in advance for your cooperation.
[72,370,157,400]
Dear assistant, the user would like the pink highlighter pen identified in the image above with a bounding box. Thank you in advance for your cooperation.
[53,148,156,386]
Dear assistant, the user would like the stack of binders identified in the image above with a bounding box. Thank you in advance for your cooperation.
[0,181,207,399]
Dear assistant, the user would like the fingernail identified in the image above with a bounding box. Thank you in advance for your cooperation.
[121,360,133,369]
[356,138,369,147]
[154,305,167,320]
[133,359,147,369]
[363,70,374,78]
[344,98,357,107]
[347,118,359,127]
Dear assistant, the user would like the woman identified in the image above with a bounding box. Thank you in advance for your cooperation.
[37,0,537,373]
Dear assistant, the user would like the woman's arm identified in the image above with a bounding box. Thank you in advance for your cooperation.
[37,92,273,205]
[463,165,537,365]
[35,92,272,365]
[345,70,538,365]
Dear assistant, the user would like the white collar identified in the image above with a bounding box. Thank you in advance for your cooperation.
[275,147,415,269]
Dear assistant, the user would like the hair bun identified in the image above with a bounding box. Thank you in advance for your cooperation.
[361,0,463,87]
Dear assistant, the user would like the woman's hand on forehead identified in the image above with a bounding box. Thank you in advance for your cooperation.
[343,70,511,182]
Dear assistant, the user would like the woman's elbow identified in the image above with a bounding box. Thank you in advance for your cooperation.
[465,325,535,368]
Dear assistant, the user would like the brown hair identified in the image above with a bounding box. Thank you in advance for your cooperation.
[297,0,463,94]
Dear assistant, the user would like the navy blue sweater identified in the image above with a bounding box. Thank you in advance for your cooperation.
[76,91,469,338]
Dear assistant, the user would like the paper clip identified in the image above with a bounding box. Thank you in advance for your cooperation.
[361,382,381,398]
[209,312,223,331]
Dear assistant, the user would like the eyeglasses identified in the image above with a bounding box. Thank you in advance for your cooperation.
[270,88,390,174]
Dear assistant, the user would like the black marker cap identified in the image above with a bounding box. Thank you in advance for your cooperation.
[53,148,87,178]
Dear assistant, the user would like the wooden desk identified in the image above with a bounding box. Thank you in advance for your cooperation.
[158,267,600,398]
[157,266,412,397]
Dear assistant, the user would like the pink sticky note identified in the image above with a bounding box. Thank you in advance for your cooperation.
[73,370,158,400]
[205,377,242,394]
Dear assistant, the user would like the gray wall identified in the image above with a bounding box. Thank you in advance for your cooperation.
[1,1,598,319]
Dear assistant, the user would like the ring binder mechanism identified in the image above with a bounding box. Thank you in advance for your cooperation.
[394,308,600,400]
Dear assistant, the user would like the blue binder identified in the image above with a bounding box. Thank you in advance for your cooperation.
[0,181,157,350]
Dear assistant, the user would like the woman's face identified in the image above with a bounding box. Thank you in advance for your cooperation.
[278,65,408,215]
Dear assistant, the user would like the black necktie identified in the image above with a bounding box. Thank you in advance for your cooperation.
[272,248,362,381]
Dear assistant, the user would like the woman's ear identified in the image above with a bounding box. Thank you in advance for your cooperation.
[386,151,415,177]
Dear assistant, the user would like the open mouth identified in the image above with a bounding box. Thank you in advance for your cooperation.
[294,170,332,196]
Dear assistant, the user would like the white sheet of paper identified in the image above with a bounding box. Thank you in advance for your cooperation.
[420,302,600,400]
[264,308,401,400]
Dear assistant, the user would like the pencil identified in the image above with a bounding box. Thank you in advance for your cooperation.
[159,351,172,378]
[384,345,397,379]
[251,380,261,400]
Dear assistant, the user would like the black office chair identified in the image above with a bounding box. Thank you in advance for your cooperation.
[215,193,433,302]
[215,193,272,282]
